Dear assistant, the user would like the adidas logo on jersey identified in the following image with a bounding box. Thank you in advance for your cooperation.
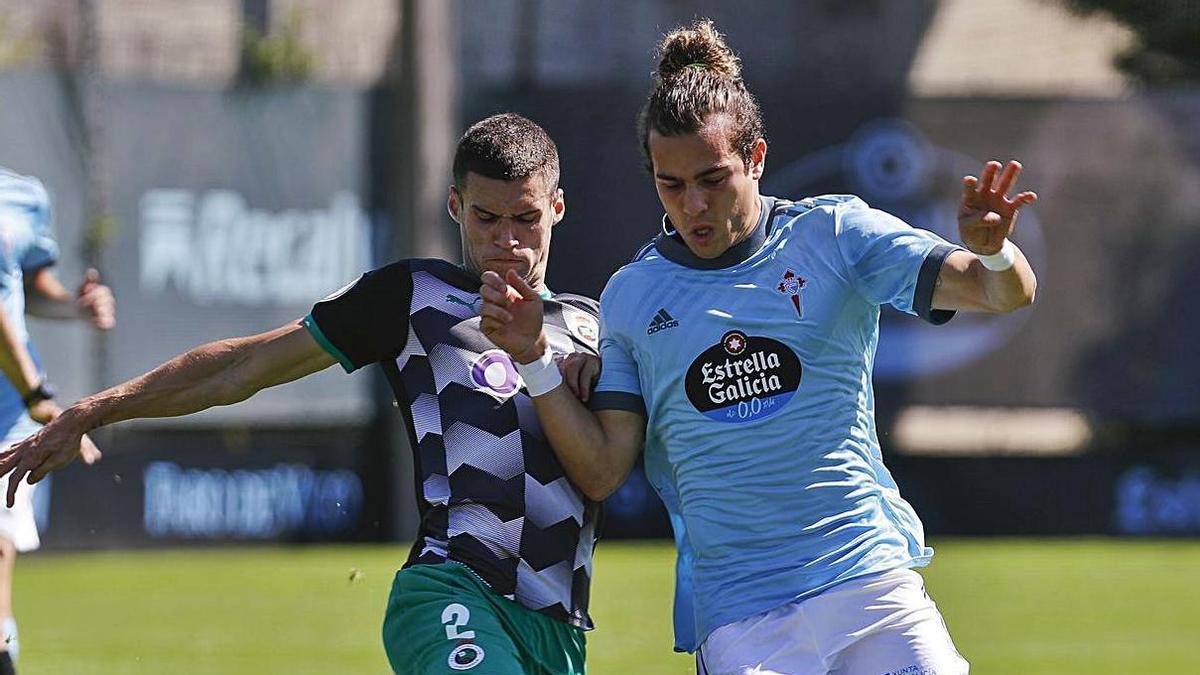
[647,308,679,335]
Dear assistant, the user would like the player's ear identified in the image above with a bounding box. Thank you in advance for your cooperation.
[748,138,767,180]
[551,187,565,226]
[447,185,463,224]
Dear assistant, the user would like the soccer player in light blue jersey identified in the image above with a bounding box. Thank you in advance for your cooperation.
[480,20,1038,675]
[0,167,113,674]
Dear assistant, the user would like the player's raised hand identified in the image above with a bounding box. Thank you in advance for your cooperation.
[77,268,116,330]
[0,409,101,508]
[479,269,547,364]
[958,160,1038,256]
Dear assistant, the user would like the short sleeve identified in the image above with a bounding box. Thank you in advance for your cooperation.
[304,260,412,372]
[18,177,59,273]
[589,280,646,416]
[835,204,959,325]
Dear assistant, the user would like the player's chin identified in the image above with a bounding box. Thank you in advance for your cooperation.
[684,238,726,260]
[484,259,531,279]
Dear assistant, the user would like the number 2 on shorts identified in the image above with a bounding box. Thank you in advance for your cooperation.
[442,603,476,640]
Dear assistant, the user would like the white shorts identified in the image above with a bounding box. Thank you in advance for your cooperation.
[0,467,40,553]
[697,568,968,675]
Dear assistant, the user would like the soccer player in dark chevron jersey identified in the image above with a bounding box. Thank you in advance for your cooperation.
[480,20,1038,675]
[0,114,602,674]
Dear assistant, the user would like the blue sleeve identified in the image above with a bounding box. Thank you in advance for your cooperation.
[835,203,959,325]
[590,278,647,416]
[19,178,59,273]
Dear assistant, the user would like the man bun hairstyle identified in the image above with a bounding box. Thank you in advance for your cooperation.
[453,113,560,192]
[638,19,764,171]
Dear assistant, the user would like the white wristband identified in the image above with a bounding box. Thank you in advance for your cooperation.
[514,347,563,397]
[978,239,1018,272]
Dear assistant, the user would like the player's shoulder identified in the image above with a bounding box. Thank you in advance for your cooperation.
[774,194,869,225]
[348,258,410,287]
[805,194,869,211]
[323,258,423,300]
[316,259,410,305]
[592,242,667,326]
[400,257,460,278]
[773,194,906,243]
[0,167,49,207]
[763,195,869,256]
[370,258,413,275]
[602,243,663,301]
[552,292,600,317]
[613,234,672,278]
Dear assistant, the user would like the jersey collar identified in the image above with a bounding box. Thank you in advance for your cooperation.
[653,195,778,270]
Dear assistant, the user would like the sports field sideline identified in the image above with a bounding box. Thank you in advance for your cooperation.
[15,538,1200,674]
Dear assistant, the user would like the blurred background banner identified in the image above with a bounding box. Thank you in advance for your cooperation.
[1,73,376,424]
[39,427,374,548]
[103,83,373,426]
[1,0,1198,549]
[2,71,389,547]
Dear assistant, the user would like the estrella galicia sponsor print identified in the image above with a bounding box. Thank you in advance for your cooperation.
[685,330,802,423]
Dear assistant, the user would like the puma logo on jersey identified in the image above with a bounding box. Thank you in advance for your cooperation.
[445,294,481,309]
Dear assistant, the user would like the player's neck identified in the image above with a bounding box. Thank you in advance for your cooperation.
[729,196,764,249]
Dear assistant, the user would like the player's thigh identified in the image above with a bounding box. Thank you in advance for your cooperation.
[697,601,825,675]
[382,568,524,675]
[826,571,968,675]
[0,472,38,555]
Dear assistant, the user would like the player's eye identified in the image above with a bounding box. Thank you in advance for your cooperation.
[659,180,682,191]
[518,214,539,224]
[703,175,727,186]
[475,212,497,223]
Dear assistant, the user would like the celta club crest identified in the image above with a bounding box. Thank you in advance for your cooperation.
[777,270,807,317]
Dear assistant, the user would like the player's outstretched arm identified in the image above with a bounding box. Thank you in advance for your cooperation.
[932,160,1038,313]
[0,321,337,506]
[479,270,646,501]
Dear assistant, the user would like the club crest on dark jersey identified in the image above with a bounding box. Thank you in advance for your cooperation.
[685,330,802,423]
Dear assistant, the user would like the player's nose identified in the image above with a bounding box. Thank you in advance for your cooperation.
[492,220,518,247]
[683,185,707,216]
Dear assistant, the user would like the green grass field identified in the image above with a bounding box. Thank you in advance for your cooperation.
[13,538,1200,674]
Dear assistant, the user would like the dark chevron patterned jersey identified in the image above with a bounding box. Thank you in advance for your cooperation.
[304,258,601,629]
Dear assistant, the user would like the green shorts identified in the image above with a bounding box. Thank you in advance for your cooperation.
[381,562,586,675]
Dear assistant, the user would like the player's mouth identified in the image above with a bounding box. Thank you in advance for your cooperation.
[685,226,716,247]
[486,257,528,272]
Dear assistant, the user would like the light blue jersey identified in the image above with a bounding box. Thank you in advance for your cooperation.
[591,195,959,652]
[0,168,58,443]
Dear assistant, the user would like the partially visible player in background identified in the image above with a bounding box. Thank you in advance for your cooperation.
[0,116,604,675]
[0,167,113,675]
[479,19,1038,675]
